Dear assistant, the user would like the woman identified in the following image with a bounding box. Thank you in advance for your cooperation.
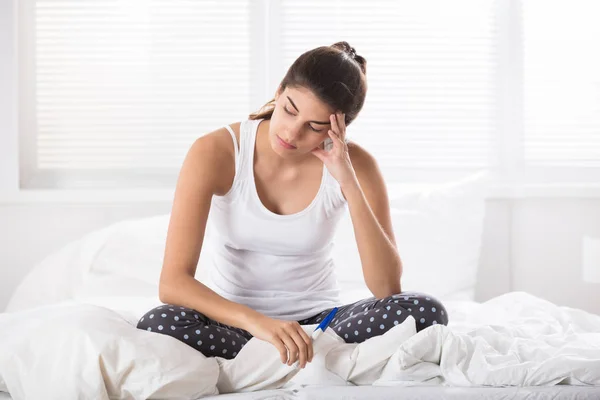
[137,41,448,369]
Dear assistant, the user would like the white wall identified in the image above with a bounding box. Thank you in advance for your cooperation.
[1,197,599,315]
[1,0,599,316]
[511,199,600,312]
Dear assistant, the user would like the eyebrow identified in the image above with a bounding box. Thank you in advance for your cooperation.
[286,96,331,125]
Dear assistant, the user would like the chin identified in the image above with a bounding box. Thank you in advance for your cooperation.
[269,133,287,157]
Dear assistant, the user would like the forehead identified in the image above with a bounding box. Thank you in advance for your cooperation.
[284,86,334,115]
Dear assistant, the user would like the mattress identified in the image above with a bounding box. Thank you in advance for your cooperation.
[205,385,600,400]
[3,385,600,400]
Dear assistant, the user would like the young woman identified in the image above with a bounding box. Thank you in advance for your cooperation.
[137,42,448,369]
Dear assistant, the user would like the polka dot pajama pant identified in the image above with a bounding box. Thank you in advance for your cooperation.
[136,291,448,360]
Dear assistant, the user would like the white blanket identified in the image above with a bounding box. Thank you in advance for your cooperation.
[1,292,599,399]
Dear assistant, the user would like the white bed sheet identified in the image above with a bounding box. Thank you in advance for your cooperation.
[2,292,600,399]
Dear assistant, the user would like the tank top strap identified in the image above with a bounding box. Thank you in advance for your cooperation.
[214,119,255,201]
[236,119,260,181]
[222,124,239,177]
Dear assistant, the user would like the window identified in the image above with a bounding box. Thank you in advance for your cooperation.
[19,0,252,188]
[279,0,498,183]
[17,0,600,189]
[521,0,600,183]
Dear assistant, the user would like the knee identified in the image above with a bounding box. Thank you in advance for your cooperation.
[136,303,201,330]
[383,292,449,327]
[137,305,164,329]
[410,292,449,326]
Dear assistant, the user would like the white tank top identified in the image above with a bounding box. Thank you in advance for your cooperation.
[203,118,348,321]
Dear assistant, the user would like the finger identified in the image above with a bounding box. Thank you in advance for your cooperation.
[297,326,314,363]
[288,328,309,368]
[311,147,326,162]
[279,332,299,366]
[339,112,347,142]
[330,114,339,136]
[334,112,346,143]
[331,125,348,150]
[328,129,343,145]
[339,112,346,126]
[270,337,289,364]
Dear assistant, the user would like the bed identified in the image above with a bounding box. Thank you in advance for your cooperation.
[201,385,600,400]
[1,172,599,399]
[1,292,599,399]
[4,385,600,400]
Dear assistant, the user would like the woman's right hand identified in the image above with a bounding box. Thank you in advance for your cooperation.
[243,313,314,369]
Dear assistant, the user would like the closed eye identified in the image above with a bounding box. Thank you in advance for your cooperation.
[283,106,324,133]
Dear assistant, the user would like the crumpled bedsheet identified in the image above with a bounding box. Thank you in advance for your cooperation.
[1,292,599,399]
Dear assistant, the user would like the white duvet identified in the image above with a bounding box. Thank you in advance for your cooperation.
[1,291,599,399]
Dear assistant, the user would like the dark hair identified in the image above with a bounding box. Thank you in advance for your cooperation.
[248,41,367,127]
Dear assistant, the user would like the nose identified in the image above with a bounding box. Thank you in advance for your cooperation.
[282,123,303,143]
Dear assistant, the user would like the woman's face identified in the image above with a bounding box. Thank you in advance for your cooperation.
[269,86,336,158]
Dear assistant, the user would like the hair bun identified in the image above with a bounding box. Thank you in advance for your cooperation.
[348,47,357,59]
[331,41,366,75]
[332,41,356,58]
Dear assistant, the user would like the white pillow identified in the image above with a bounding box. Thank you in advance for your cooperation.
[5,222,121,312]
[332,171,490,302]
[6,214,214,313]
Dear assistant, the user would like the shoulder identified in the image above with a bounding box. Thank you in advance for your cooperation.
[347,140,380,177]
[346,140,388,199]
[185,121,243,195]
[197,121,241,150]
[189,121,242,162]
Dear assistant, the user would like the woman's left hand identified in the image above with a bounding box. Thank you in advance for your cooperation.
[311,112,358,188]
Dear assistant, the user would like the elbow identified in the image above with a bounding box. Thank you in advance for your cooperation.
[369,279,402,300]
[158,282,170,303]
[370,264,403,299]
[158,275,177,303]
[159,271,195,303]
[373,284,402,300]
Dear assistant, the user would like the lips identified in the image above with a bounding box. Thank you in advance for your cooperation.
[277,135,296,149]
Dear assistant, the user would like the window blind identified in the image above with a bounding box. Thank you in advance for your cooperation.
[522,0,600,167]
[280,0,499,172]
[21,0,251,187]
[20,0,600,189]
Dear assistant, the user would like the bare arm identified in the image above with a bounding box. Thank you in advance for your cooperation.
[158,127,261,331]
[343,143,403,299]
